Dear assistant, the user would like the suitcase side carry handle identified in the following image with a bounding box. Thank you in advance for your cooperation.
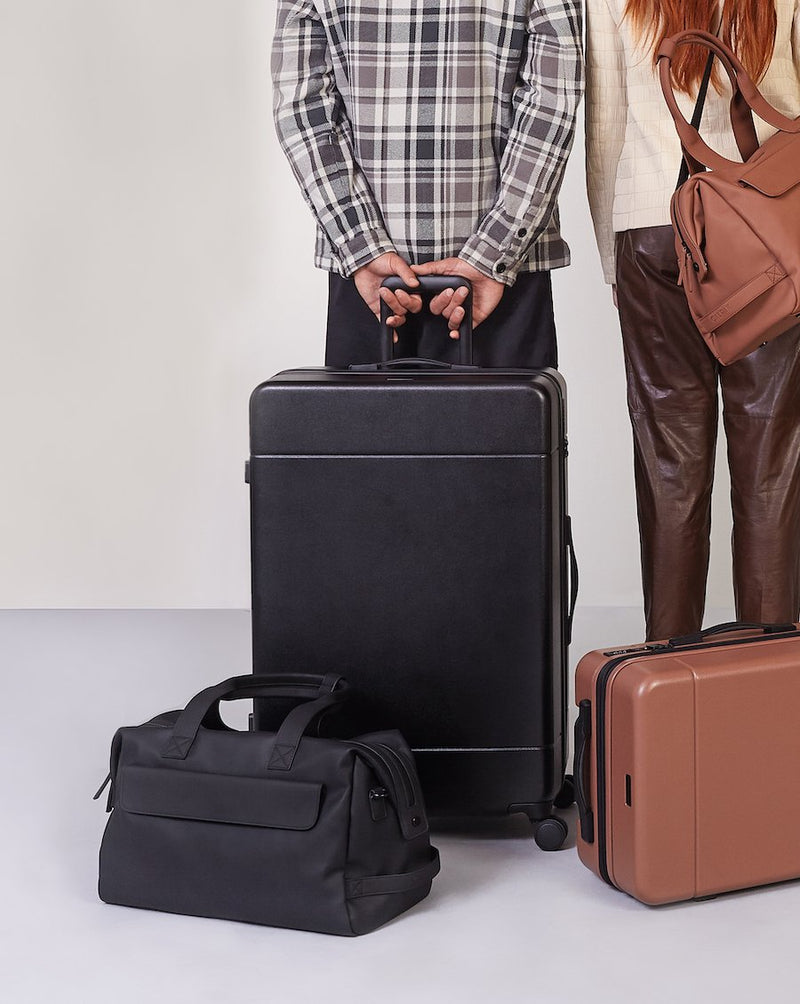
[566,516,579,646]
[379,275,473,365]
[574,699,594,843]
[668,621,797,647]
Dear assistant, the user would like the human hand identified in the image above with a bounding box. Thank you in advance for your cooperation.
[612,284,619,309]
[411,257,505,337]
[353,252,422,342]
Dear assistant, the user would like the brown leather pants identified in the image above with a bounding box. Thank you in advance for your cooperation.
[616,226,800,640]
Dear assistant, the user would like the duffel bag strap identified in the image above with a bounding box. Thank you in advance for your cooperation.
[345,849,441,899]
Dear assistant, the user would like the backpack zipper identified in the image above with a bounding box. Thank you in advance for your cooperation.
[671,197,708,289]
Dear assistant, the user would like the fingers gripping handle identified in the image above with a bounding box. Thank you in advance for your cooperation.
[380,275,474,365]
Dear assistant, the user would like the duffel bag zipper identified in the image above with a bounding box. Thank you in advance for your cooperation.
[593,629,799,889]
[349,740,427,836]
[93,773,112,802]
[378,743,416,807]
[93,719,174,811]
[349,741,411,808]
[369,787,389,821]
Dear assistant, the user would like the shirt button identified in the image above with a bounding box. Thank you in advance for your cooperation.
[518,228,527,238]
[495,262,506,274]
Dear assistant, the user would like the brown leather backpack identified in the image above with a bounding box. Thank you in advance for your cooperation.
[658,30,800,365]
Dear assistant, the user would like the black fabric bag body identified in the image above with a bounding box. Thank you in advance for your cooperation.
[247,279,577,849]
[97,674,439,936]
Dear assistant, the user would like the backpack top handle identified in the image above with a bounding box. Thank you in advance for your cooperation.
[658,30,800,176]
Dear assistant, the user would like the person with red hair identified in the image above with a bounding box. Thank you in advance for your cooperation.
[587,0,800,640]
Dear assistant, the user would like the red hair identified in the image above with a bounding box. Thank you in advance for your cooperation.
[624,0,778,93]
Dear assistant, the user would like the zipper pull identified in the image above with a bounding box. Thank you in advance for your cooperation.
[683,249,697,294]
[93,772,113,811]
[677,243,688,287]
[93,773,111,800]
[369,787,389,821]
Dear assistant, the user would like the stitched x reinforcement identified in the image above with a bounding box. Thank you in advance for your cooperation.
[269,743,296,770]
[162,736,191,759]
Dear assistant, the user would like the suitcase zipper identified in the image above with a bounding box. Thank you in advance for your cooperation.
[592,629,799,888]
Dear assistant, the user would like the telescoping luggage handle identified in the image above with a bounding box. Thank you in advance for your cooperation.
[378,274,474,366]
[161,673,347,767]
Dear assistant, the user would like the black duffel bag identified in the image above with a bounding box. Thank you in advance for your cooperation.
[96,673,439,935]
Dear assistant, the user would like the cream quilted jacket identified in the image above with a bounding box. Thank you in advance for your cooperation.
[586,0,800,284]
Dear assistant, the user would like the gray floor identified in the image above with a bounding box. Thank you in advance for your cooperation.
[3,608,796,1003]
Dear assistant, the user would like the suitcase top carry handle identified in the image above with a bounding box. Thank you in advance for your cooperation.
[668,621,798,648]
[380,275,473,365]
[161,673,346,761]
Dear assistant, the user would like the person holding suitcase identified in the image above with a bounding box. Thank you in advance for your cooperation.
[586,0,800,640]
[272,1,583,367]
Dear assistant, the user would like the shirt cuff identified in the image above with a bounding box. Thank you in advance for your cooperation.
[334,228,397,278]
[459,202,549,286]
[458,235,520,287]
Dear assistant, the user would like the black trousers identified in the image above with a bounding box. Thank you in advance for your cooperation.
[325,270,558,368]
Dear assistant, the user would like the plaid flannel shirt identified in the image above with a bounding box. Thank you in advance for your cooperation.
[272,1,584,285]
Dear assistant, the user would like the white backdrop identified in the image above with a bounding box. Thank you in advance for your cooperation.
[0,0,735,611]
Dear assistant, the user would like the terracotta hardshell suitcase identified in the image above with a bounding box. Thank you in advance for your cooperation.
[575,622,800,904]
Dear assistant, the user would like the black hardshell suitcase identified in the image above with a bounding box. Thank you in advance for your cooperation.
[247,277,578,849]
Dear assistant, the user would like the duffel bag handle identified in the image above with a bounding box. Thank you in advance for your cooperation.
[265,691,345,772]
[668,621,797,648]
[162,673,346,760]
[379,275,473,365]
[658,30,800,175]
